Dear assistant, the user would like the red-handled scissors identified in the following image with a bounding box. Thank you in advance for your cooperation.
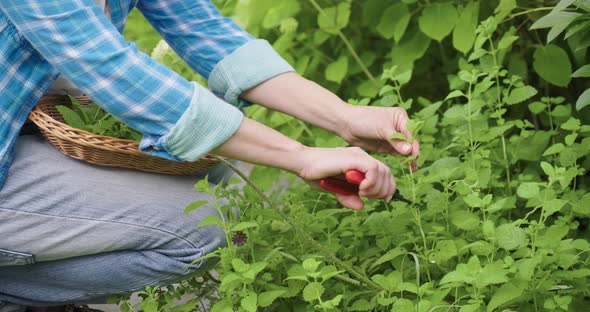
[320,170,411,204]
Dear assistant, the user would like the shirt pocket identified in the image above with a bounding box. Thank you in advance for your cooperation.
[0,248,35,266]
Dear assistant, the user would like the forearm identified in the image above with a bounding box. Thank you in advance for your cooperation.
[212,117,305,175]
[241,72,353,137]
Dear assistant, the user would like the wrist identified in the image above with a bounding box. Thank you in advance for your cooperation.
[336,104,359,143]
[283,142,308,175]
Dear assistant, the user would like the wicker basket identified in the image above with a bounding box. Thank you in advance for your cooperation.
[28,94,220,175]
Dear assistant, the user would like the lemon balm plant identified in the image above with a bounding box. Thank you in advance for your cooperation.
[114,0,590,311]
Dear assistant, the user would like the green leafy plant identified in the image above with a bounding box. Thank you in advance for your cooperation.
[57,95,142,141]
[530,0,590,110]
[113,0,590,311]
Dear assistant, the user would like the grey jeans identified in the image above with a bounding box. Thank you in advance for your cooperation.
[0,134,232,306]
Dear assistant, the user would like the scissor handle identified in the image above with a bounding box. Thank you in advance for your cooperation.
[320,170,412,204]
[320,170,365,196]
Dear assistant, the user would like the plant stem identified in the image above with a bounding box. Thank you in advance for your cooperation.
[213,156,382,290]
[466,83,476,170]
[306,0,376,83]
[502,7,556,23]
[487,35,512,195]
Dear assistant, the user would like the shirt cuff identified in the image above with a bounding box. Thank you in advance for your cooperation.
[208,39,295,108]
[165,82,244,161]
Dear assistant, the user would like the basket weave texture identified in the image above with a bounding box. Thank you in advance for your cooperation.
[28,94,219,175]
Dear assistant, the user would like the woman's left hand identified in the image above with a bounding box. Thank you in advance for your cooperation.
[340,105,420,172]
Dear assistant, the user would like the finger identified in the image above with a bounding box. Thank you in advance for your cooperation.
[389,133,413,156]
[377,164,391,199]
[411,139,420,172]
[358,163,379,198]
[335,193,364,210]
[371,163,388,199]
[384,166,395,201]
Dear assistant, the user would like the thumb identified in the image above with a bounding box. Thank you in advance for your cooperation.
[389,133,413,155]
[335,193,364,210]
[389,114,414,155]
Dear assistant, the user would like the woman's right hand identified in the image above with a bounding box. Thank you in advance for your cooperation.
[297,146,396,210]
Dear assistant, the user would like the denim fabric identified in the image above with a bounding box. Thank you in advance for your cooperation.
[0,134,234,305]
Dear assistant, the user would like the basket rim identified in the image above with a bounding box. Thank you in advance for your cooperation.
[29,94,218,161]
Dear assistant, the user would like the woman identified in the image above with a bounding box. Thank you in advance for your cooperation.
[0,0,419,308]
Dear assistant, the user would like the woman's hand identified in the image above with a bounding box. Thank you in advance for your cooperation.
[297,146,395,210]
[340,106,420,172]
[240,73,420,171]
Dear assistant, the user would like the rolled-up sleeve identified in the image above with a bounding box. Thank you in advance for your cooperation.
[0,0,244,161]
[137,0,295,107]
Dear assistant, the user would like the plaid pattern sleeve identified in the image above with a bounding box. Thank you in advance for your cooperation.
[136,0,253,79]
[0,0,244,162]
[137,0,295,107]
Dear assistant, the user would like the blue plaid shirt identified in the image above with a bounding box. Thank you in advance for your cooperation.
[0,0,294,189]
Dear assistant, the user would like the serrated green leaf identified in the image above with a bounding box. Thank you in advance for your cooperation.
[451,211,480,231]
[496,224,527,250]
[302,258,321,273]
[392,298,414,311]
[463,194,483,208]
[540,161,554,177]
[544,199,566,217]
[56,105,85,129]
[371,247,406,269]
[258,290,286,308]
[487,282,524,312]
[474,263,509,288]
[302,282,324,302]
[517,182,540,198]
[418,3,458,41]
[140,297,158,312]
[533,45,572,87]
[262,0,301,29]
[543,143,566,156]
[445,90,466,101]
[210,299,233,312]
[453,2,479,54]
[498,35,519,50]
[317,2,350,34]
[495,0,517,20]
[231,221,258,232]
[350,298,372,311]
[390,132,408,141]
[528,101,546,114]
[194,178,210,192]
[561,117,581,131]
[506,86,538,105]
[376,3,410,42]
[460,304,482,312]
[198,215,220,228]
[232,258,249,273]
[183,200,208,214]
[325,55,348,83]
[240,293,257,312]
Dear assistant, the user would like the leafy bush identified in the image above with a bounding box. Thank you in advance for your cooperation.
[118,0,590,311]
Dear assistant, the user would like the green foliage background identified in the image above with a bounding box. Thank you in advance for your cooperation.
[120,0,590,311]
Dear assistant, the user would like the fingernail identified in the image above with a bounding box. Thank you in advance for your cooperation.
[403,144,411,153]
